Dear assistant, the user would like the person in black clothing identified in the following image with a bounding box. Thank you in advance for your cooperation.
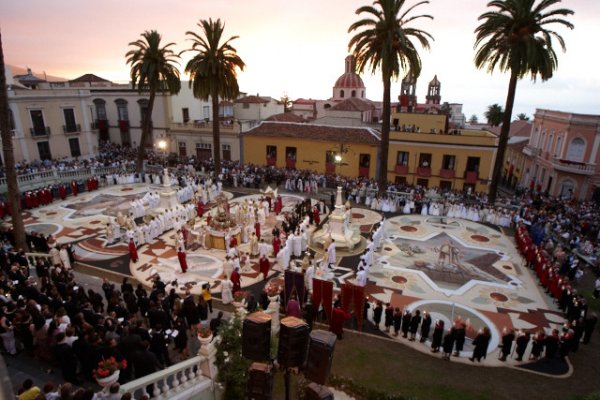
[419,311,432,343]
[303,300,316,331]
[545,329,560,359]
[384,303,394,333]
[408,309,421,341]
[442,328,456,361]
[149,324,171,367]
[132,341,162,396]
[102,278,115,303]
[514,330,530,361]
[52,332,79,384]
[453,322,466,357]
[499,328,515,361]
[392,307,402,337]
[401,309,412,338]
[121,277,134,295]
[372,301,383,330]
[209,311,224,334]
[470,327,491,362]
[246,294,258,313]
[431,319,444,353]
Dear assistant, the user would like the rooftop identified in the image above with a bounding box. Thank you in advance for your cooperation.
[244,121,380,145]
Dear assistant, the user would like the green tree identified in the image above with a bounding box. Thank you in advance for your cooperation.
[280,93,292,113]
[474,0,574,203]
[126,30,181,172]
[484,103,504,126]
[0,30,28,251]
[214,314,250,399]
[185,19,245,179]
[516,112,529,121]
[469,114,479,124]
[348,0,433,192]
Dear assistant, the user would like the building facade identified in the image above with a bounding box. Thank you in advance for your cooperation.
[522,109,600,200]
[242,121,379,177]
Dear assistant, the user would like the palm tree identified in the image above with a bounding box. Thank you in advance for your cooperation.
[474,0,574,203]
[185,19,245,179]
[484,103,504,126]
[126,30,181,172]
[516,112,529,121]
[0,31,28,251]
[349,0,433,192]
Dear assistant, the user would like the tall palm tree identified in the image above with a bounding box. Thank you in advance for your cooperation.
[126,30,181,172]
[484,103,504,126]
[185,19,245,179]
[348,0,433,192]
[0,30,28,251]
[474,0,574,203]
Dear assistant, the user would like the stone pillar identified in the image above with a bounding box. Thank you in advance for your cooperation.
[198,341,218,380]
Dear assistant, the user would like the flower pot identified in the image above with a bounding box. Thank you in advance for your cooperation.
[96,370,120,388]
[198,334,213,346]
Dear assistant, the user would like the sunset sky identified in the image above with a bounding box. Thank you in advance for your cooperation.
[1,0,598,120]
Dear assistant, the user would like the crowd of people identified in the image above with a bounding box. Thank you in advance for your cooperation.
[0,144,598,399]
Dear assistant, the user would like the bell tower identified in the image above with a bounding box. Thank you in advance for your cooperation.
[426,75,441,105]
[399,73,417,112]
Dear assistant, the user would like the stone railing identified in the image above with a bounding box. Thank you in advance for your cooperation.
[25,252,53,267]
[119,355,214,400]
[0,164,138,193]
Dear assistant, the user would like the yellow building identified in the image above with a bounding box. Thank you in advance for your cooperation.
[389,112,498,192]
[242,122,379,177]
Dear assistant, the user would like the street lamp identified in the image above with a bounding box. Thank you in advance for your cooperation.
[157,140,167,167]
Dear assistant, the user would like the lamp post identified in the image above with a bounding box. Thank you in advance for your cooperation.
[157,139,167,167]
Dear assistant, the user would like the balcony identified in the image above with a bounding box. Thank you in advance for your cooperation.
[30,126,51,137]
[523,145,540,157]
[439,168,455,179]
[551,158,596,176]
[416,166,431,177]
[63,124,81,134]
[286,158,296,169]
[266,157,276,167]
[465,171,478,184]
[394,164,408,174]
[326,162,336,174]
[92,119,108,131]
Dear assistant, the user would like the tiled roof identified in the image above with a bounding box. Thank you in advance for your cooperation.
[235,95,269,104]
[265,113,305,122]
[331,97,374,112]
[293,98,316,105]
[69,73,110,83]
[334,72,365,88]
[508,136,529,151]
[243,121,380,144]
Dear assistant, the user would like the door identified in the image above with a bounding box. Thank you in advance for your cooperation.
[37,141,52,160]
[286,147,297,169]
[359,154,370,177]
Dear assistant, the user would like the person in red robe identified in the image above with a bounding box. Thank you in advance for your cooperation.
[254,221,261,240]
[59,184,67,200]
[196,200,204,217]
[24,192,32,209]
[128,238,138,263]
[259,254,270,280]
[231,267,241,293]
[274,195,283,215]
[71,180,78,196]
[230,234,238,249]
[177,248,188,273]
[329,303,352,339]
[272,235,281,256]
[313,206,321,225]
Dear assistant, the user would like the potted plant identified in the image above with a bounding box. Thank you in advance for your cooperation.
[94,357,127,387]
[197,326,213,346]
[265,284,280,302]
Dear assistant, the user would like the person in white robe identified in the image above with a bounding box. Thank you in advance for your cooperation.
[327,240,337,266]
[221,278,233,304]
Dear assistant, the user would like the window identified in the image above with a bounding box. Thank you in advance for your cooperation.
[37,141,52,160]
[442,155,456,170]
[93,99,107,120]
[396,151,409,166]
[196,143,212,161]
[340,90,345,98]
[243,103,250,109]
[203,106,210,120]
[326,151,336,164]
[63,108,78,132]
[286,147,297,160]
[116,99,129,121]
[222,144,231,161]
[266,145,277,160]
[182,108,190,123]
[30,110,47,136]
[69,138,81,157]
[554,136,562,158]
[566,138,585,162]
[179,141,187,157]
[547,133,553,152]
[8,109,15,135]
[351,90,356,97]
[418,153,432,168]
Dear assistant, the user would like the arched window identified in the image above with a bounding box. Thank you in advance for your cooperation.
[554,136,562,158]
[340,90,345,98]
[566,137,585,162]
[115,99,129,121]
[93,99,107,120]
[351,90,356,97]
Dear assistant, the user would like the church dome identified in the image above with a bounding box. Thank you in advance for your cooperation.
[334,72,365,89]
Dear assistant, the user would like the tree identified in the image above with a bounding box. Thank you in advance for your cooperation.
[214,314,250,399]
[469,114,479,124]
[185,19,245,179]
[516,112,529,121]
[348,0,433,192]
[280,93,292,113]
[0,30,28,251]
[126,30,181,173]
[484,103,504,126]
[474,0,574,204]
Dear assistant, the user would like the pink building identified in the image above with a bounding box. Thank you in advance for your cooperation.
[522,109,600,200]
